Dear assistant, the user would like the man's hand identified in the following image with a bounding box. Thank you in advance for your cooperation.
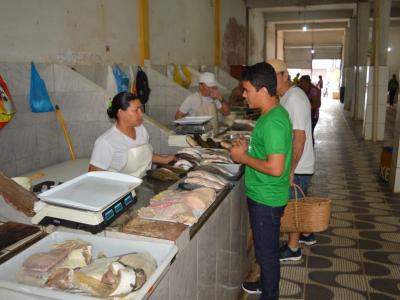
[230,137,248,163]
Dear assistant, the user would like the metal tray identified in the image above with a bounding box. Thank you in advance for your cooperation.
[173,116,213,125]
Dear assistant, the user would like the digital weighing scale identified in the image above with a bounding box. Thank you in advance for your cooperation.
[31,171,142,234]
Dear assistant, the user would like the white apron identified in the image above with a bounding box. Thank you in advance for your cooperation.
[121,144,153,178]
[196,96,218,135]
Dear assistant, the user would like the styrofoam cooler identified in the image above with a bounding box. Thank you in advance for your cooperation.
[0,231,177,300]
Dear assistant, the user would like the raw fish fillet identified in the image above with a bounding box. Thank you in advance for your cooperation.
[119,252,157,278]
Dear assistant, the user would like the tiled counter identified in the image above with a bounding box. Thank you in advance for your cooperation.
[148,178,249,300]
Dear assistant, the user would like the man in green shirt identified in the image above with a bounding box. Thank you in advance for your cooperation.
[231,62,292,299]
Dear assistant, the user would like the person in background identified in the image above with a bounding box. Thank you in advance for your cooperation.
[299,75,321,146]
[388,74,399,107]
[231,62,292,299]
[229,81,246,107]
[267,59,316,262]
[89,92,175,177]
[317,75,323,90]
[292,72,300,86]
[175,72,230,119]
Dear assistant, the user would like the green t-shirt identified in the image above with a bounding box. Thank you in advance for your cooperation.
[245,105,292,207]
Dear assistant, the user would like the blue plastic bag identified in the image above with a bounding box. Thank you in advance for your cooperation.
[29,62,54,113]
[112,65,130,93]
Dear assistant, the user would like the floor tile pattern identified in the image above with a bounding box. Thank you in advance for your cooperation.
[240,100,400,300]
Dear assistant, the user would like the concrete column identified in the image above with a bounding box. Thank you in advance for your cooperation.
[390,71,400,192]
[248,8,265,65]
[266,22,276,61]
[343,18,357,111]
[276,30,284,60]
[352,1,370,120]
[362,0,391,141]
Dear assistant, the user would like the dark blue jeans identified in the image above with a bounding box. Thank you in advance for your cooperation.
[290,174,312,198]
[247,197,286,300]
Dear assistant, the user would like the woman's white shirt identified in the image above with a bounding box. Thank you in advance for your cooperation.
[90,125,149,172]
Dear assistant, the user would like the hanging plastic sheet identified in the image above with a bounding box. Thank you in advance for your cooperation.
[112,65,130,93]
[29,63,54,113]
[0,74,15,129]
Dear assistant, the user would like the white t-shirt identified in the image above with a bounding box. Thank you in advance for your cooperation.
[280,86,315,174]
[178,92,222,116]
[90,125,150,172]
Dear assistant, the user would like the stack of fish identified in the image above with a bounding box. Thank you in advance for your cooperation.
[174,147,202,170]
[174,147,234,170]
[138,187,216,225]
[183,170,230,191]
[193,164,239,181]
[17,239,157,298]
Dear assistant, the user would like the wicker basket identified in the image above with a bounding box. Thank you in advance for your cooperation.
[280,185,331,233]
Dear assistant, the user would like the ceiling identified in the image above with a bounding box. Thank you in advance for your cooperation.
[245,0,400,52]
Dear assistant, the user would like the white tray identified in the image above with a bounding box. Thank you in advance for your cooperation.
[173,116,212,125]
[38,171,142,212]
[0,231,177,300]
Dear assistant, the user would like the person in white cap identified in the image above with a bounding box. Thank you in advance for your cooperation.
[267,59,316,262]
[175,72,230,120]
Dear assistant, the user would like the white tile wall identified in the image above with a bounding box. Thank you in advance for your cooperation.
[1,63,174,177]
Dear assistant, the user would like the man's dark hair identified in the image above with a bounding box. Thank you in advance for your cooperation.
[241,62,277,96]
[300,75,311,83]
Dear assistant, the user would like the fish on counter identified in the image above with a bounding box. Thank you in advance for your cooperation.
[146,168,181,182]
[220,141,232,150]
[154,164,187,176]
[187,170,229,186]
[186,135,199,147]
[175,153,201,166]
[173,159,194,171]
[193,164,236,179]
[193,134,209,148]
[138,187,216,225]
[205,138,220,148]
[17,239,157,298]
[184,177,225,191]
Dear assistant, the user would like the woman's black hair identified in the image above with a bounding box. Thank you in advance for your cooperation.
[107,92,140,119]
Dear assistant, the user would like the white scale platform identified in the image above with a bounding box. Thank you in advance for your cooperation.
[31,171,142,233]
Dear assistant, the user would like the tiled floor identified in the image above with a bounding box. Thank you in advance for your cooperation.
[239,100,400,300]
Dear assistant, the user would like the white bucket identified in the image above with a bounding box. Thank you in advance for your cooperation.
[11,177,31,191]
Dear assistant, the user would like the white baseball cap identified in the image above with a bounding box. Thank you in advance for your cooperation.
[199,72,217,87]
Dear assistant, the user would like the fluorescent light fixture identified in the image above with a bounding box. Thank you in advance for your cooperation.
[302,25,308,31]
[387,47,392,52]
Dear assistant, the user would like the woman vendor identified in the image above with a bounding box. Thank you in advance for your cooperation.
[89,92,175,177]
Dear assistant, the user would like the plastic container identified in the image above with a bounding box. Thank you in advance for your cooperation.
[0,231,177,300]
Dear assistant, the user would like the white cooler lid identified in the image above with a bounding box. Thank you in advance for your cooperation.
[38,171,142,212]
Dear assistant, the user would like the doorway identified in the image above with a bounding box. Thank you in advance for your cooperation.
[288,59,341,99]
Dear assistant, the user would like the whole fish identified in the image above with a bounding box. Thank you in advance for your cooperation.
[184,177,224,190]
[176,153,200,165]
[147,168,180,181]
[186,135,198,147]
[193,164,235,180]
[193,134,209,148]
[174,159,193,170]
[155,164,186,176]
[187,170,228,186]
